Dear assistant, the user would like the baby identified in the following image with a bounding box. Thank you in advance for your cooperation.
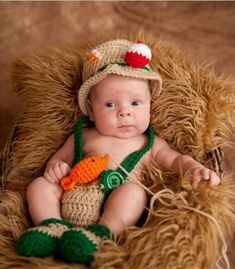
[16,39,220,263]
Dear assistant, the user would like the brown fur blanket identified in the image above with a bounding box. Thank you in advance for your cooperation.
[0,32,235,269]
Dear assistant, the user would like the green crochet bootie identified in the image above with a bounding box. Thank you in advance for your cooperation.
[59,224,111,263]
[16,218,73,257]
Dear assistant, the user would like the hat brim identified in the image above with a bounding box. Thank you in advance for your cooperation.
[78,64,162,115]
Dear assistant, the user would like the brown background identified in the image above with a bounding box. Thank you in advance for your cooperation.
[0,1,234,267]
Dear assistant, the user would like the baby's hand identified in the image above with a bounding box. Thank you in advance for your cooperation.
[186,166,220,186]
[44,162,71,184]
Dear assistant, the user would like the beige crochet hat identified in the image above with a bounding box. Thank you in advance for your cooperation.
[78,39,162,115]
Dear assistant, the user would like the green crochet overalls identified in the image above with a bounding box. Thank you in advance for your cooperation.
[16,117,155,263]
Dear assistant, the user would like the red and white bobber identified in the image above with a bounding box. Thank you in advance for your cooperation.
[125,41,152,68]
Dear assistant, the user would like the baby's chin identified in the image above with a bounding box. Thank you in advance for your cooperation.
[99,129,144,140]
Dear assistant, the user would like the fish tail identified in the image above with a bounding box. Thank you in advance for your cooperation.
[61,177,76,190]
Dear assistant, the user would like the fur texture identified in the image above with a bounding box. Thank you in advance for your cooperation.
[0,32,235,269]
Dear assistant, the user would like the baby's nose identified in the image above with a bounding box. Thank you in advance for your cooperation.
[119,111,131,117]
[118,107,131,117]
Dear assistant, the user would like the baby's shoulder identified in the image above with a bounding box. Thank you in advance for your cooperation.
[151,135,170,156]
[64,133,74,144]
[153,135,168,146]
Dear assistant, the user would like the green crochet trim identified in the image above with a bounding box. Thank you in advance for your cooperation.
[40,218,73,228]
[16,218,73,257]
[59,229,97,263]
[59,224,110,263]
[73,117,155,194]
[98,62,151,72]
[87,224,110,238]
[16,229,58,257]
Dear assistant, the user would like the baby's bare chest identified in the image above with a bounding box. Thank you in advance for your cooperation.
[82,131,148,169]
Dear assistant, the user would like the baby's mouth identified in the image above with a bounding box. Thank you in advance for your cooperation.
[118,125,133,129]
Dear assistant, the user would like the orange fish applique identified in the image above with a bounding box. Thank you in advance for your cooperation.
[61,154,109,191]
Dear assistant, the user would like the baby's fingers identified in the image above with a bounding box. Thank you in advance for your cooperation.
[45,166,62,183]
[192,167,208,183]
[209,171,220,186]
[52,165,63,180]
[44,171,57,183]
[59,162,71,178]
[193,169,220,186]
[200,168,210,181]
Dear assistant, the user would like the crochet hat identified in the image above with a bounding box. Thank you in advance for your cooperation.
[78,39,162,115]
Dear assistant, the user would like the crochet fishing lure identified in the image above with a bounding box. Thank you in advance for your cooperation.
[61,154,109,190]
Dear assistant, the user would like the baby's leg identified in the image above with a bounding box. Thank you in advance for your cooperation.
[16,177,72,257]
[99,182,147,236]
[26,176,63,225]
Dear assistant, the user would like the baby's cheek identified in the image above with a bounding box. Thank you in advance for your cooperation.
[95,118,115,134]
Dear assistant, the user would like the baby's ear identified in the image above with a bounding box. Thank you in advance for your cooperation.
[86,100,94,121]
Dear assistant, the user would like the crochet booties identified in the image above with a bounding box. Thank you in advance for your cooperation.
[16,218,73,257]
[59,224,111,263]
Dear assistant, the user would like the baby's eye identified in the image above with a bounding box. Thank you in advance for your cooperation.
[105,102,116,108]
[132,101,141,106]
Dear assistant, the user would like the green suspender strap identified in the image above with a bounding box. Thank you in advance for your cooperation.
[73,117,155,195]
[73,117,91,166]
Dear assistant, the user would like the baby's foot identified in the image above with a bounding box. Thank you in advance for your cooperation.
[59,224,110,263]
[16,218,73,257]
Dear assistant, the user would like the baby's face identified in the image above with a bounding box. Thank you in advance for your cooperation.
[87,74,151,139]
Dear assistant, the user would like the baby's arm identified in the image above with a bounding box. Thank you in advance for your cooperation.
[44,134,74,184]
[153,136,220,186]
